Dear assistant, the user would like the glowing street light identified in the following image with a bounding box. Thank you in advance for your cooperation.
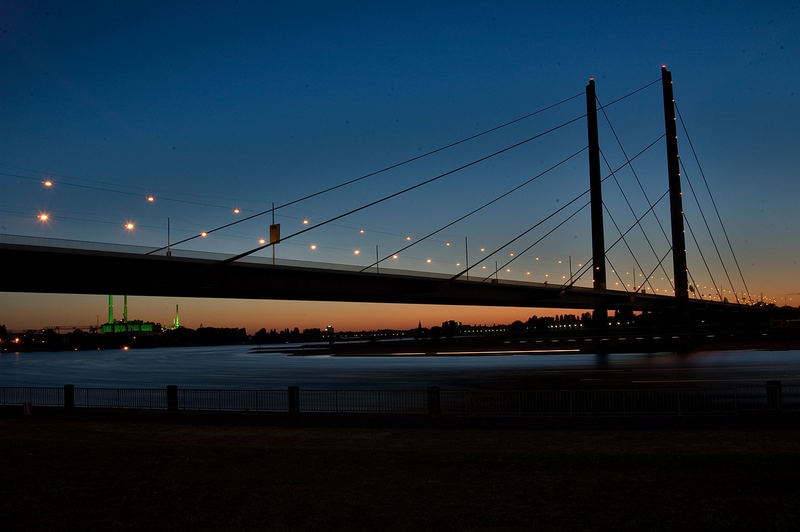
[310,244,317,250]
[125,222,135,230]
[445,242,451,247]
[480,248,485,252]
[233,208,240,214]
[303,219,309,225]
[353,249,360,255]
[392,254,398,260]
[259,238,266,245]
[146,195,155,203]
[359,228,365,234]
[200,232,208,237]
[38,213,49,222]
[405,236,412,241]
[426,258,432,263]
[43,179,53,188]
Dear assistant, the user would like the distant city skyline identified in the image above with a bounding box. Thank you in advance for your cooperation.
[2,1,798,329]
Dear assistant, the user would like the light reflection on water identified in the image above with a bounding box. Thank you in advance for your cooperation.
[0,344,798,389]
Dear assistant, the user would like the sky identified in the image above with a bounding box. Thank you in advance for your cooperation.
[1,1,799,332]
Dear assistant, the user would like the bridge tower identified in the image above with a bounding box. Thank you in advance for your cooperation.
[661,66,689,309]
[586,78,607,324]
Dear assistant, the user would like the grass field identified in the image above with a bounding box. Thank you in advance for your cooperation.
[2,417,800,530]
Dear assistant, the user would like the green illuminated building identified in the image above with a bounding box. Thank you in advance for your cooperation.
[101,295,157,334]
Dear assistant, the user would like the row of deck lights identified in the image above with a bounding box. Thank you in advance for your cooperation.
[35,179,751,301]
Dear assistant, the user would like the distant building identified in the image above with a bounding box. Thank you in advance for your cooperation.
[100,295,157,334]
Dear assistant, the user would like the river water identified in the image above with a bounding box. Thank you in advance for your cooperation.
[2,344,800,389]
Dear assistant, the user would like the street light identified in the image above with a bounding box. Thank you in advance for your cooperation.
[38,213,49,222]
[43,180,53,188]
[125,222,135,230]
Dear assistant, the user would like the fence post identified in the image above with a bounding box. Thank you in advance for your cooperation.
[427,386,441,416]
[167,385,178,411]
[64,384,75,411]
[288,386,300,415]
[767,380,782,411]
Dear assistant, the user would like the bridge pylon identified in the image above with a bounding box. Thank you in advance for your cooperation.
[661,66,689,316]
[586,78,607,325]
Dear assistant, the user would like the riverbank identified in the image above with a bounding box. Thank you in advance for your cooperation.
[251,328,800,356]
[3,416,800,530]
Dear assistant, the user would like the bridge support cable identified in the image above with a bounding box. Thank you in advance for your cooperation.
[675,103,752,303]
[661,66,689,308]
[596,98,673,249]
[596,78,660,110]
[144,79,659,256]
[683,211,724,302]
[453,133,665,282]
[562,189,670,290]
[358,146,588,272]
[679,159,739,304]
[221,114,590,264]
[480,200,591,283]
[450,190,590,280]
[597,95,713,300]
[603,254,631,294]
[143,92,584,256]
[601,201,656,294]
[599,148,674,291]
[637,246,673,296]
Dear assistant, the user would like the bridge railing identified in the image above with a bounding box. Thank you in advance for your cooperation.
[1,383,798,416]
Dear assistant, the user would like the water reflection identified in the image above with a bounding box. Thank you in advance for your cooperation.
[1,345,798,389]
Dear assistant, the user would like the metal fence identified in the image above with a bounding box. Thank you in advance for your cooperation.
[1,383,798,416]
[179,389,286,412]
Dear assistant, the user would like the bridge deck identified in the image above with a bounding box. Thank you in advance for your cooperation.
[0,240,733,311]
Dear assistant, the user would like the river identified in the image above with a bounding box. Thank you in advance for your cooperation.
[2,344,800,389]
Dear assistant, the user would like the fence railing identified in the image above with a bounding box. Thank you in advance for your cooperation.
[1,382,798,417]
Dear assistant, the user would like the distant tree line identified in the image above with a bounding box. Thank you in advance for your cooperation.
[1,303,796,352]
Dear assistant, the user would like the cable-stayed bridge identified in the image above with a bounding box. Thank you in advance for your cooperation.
[0,67,756,319]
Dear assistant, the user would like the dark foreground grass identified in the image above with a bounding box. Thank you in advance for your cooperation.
[2,420,800,530]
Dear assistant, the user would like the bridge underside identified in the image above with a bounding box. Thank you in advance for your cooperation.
[0,243,729,312]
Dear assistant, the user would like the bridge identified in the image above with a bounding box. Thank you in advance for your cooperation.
[0,67,755,320]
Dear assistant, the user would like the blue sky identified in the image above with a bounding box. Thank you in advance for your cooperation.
[1,1,798,330]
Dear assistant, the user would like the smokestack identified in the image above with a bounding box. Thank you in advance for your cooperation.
[124,295,128,323]
[108,295,113,324]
